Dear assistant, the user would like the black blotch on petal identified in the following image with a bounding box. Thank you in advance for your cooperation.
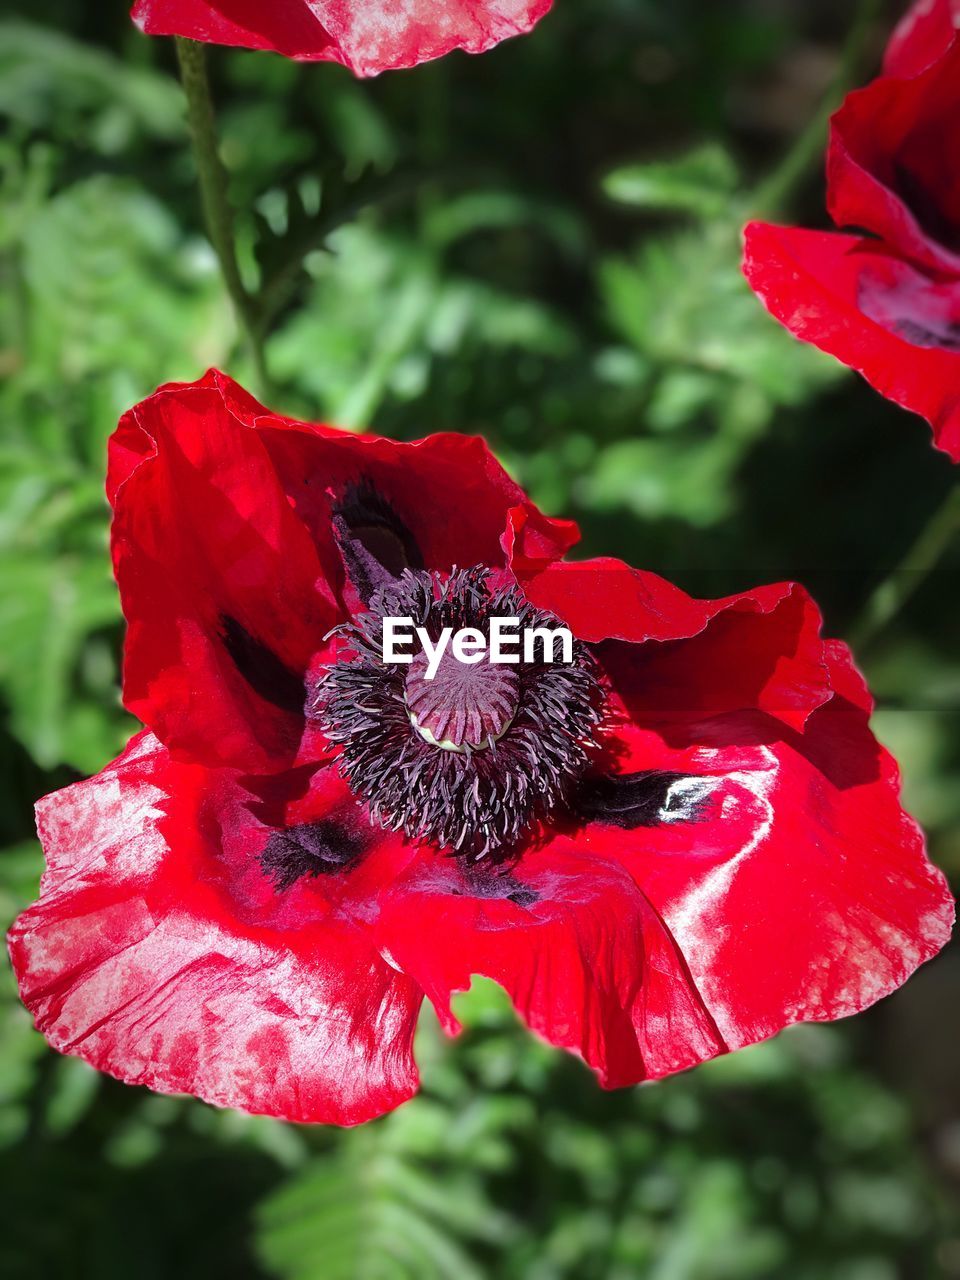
[260,818,367,890]
[333,479,424,604]
[220,614,306,716]
[574,770,693,829]
[453,868,539,907]
[894,317,960,352]
[506,885,539,908]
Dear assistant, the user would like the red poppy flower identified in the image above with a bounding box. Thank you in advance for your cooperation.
[8,371,952,1125]
[742,22,960,462]
[130,0,553,77]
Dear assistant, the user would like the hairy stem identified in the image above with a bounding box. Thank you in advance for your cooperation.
[175,37,268,391]
[749,0,883,218]
[849,484,960,650]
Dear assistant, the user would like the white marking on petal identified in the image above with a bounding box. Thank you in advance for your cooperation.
[379,947,405,974]
[662,747,779,968]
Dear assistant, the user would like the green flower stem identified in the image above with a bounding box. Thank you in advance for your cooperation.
[748,0,883,218]
[175,36,268,391]
[849,484,960,650]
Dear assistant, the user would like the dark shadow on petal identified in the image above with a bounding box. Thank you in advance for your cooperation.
[893,161,960,256]
[200,0,336,57]
[784,694,884,790]
[220,614,307,716]
[595,586,821,731]
[651,700,882,792]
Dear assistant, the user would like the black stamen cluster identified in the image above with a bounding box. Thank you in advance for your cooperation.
[312,567,604,861]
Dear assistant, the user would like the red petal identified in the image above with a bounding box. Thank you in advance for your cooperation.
[827,41,960,277]
[253,423,561,585]
[518,559,832,731]
[138,372,557,580]
[884,0,960,78]
[110,371,565,771]
[501,503,581,575]
[743,222,960,461]
[109,374,339,772]
[517,557,722,642]
[583,643,954,1052]
[602,583,830,734]
[7,733,422,1125]
[375,847,724,1087]
[131,0,338,59]
[131,0,553,76]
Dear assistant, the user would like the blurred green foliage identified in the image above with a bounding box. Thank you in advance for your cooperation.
[0,2,958,1277]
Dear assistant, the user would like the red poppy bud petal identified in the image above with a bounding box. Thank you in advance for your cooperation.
[884,0,960,79]
[131,0,553,76]
[742,222,960,462]
[7,733,422,1125]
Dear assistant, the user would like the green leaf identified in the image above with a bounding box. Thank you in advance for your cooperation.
[0,842,47,1150]
[0,21,184,152]
[600,225,843,407]
[0,550,127,771]
[583,435,743,527]
[19,175,228,386]
[603,143,740,219]
[253,164,422,329]
[423,190,586,258]
[256,1140,491,1280]
[269,224,573,427]
[586,223,845,527]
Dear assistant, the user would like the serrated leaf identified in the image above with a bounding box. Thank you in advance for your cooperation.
[270,224,573,426]
[253,164,422,329]
[600,225,843,405]
[256,1140,489,1280]
[603,143,740,219]
[0,550,127,771]
[19,175,228,385]
[0,21,184,151]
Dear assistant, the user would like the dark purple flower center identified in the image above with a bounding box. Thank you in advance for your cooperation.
[405,647,519,750]
[313,567,604,860]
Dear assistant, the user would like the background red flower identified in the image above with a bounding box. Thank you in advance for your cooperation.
[130,0,554,76]
[743,17,960,462]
